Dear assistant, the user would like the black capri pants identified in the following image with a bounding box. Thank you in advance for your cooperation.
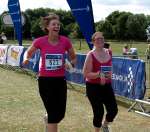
[86,82,118,128]
[38,76,67,123]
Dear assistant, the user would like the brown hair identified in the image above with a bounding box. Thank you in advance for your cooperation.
[40,13,60,33]
[91,32,103,42]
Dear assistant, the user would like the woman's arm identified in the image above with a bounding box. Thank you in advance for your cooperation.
[83,53,99,79]
[67,47,76,67]
[22,45,37,65]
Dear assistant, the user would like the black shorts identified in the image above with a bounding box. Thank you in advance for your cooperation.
[38,76,67,123]
[86,82,118,127]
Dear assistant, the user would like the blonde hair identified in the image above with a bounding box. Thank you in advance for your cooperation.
[40,13,60,33]
[91,32,103,42]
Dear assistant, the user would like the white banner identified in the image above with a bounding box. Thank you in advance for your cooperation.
[0,45,8,64]
[7,46,24,66]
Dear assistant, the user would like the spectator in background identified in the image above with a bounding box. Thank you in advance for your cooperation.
[22,13,76,132]
[128,47,138,59]
[104,42,112,56]
[104,42,110,49]
[83,32,118,132]
[122,44,129,56]
[0,36,2,44]
[0,32,7,44]
[145,44,150,61]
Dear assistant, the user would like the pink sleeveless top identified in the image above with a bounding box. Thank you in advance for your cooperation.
[86,50,112,84]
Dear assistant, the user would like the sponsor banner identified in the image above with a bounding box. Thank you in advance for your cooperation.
[7,46,24,66]
[66,0,95,49]
[8,0,22,46]
[0,45,9,64]
[65,54,146,99]
[112,57,146,99]
[65,53,86,84]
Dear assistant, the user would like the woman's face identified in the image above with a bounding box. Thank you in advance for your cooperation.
[47,19,60,35]
[93,34,104,48]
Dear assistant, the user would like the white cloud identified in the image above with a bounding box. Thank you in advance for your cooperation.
[93,0,132,5]
[1,0,150,22]
[0,0,8,12]
[92,1,150,21]
[19,0,70,11]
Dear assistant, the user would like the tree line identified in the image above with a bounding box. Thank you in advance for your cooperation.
[0,8,150,41]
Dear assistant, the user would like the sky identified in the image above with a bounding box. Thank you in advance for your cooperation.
[1,0,150,22]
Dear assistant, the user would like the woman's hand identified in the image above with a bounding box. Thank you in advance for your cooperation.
[105,72,112,79]
[65,59,73,71]
[22,59,30,66]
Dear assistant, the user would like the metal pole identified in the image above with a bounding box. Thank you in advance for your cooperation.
[14,28,15,41]
[44,113,48,132]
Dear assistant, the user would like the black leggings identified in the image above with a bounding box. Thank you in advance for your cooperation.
[38,76,67,123]
[86,82,118,128]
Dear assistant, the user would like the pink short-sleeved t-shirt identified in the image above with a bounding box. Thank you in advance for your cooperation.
[33,35,72,77]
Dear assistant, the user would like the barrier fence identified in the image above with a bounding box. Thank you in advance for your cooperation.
[0,45,148,98]
[0,44,149,118]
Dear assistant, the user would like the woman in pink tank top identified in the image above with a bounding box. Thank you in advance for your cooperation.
[83,32,118,132]
[23,13,76,132]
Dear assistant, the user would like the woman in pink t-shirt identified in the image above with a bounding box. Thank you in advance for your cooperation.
[83,32,118,132]
[23,13,76,132]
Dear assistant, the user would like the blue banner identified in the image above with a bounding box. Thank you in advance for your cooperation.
[22,49,40,73]
[66,0,95,49]
[112,57,146,100]
[65,54,86,84]
[8,0,22,46]
[19,51,146,99]
[65,54,146,100]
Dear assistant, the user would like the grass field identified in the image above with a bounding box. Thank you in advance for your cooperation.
[0,66,150,132]
[6,39,149,55]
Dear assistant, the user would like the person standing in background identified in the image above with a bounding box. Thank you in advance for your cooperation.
[145,44,150,61]
[83,32,118,132]
[0,32,7,44]
[122,44,129,56]
[23,13,76,132]
[104,42,110,49]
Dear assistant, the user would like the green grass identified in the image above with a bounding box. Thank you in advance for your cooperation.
[0,67,150,132]
[5,39,149,55]
[73,40,148,56]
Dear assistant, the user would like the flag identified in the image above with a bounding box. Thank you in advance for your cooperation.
[8,0,22,46]
[66,0,95,49]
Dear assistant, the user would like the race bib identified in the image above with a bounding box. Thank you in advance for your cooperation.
[45,54,63,70]
[100,66,112,78]
[100,66,112,73]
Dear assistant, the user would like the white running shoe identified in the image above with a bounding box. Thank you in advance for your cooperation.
[102,125,110,132]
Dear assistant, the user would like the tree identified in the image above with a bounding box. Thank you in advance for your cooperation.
[106,11,121,25]
[70,23,83,38]
[101,21,113,39]
[22,12,32,39]
[114,12,132,39]
[95,20,113,39]
[126,14,147,40]
[95,20,105,31]
[31,19,45,38]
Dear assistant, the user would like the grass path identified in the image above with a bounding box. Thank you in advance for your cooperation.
[0,67,150,132]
